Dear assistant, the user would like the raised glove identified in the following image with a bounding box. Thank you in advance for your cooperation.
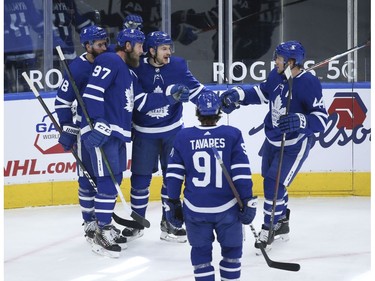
[59,124,79,151]
[164,198,184,228]
[239,197,257,225]
[167,84,190,104]
[220,87,244,114]
[278,113,307,133]
[123,14,143,30]
[85,118,112,148]
[175,23,199,45]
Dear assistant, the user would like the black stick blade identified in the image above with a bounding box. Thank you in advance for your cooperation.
[112,212,151,228]
[258,243,301,272]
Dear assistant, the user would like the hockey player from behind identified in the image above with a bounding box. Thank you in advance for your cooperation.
[122,31,217,243]
[79,28,145,258]
[55,25,126,249]
[165,92,257,281]
[220,40,328,252]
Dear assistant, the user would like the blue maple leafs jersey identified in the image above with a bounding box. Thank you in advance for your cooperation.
[55,53,92,127]
[241,68,328,146]
[166,125,253,218]
[132,56,215,138]
[80,52,134,142]
[4,0,43,53]
[52,0,92,58]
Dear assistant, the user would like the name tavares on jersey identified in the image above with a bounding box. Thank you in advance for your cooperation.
[190,138,225,150]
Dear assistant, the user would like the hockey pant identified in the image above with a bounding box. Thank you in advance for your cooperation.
[261,137,312,227]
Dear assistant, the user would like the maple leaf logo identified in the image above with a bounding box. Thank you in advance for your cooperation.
[146,105,170,119]
[271,95,286,127]
[124,83,134,112]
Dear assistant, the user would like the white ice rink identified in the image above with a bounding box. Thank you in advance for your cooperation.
[4,197,372,281]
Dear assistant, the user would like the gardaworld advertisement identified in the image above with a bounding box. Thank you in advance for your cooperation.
[3,87,370,185]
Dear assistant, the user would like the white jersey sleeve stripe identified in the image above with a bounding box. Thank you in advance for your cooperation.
[82,93,104,102]
[86,84,105,93]
[55,104,71,110]
[168,164,185,170]
[183,198,237,213]
[189,84,205,100]
[55,96,73,105]
[231,163,251,169]
[232,175,252,181]
[253,85,268,104]
[311,111,329,130]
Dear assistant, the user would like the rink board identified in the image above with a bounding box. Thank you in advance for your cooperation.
[3,83,371,208]
[3,172,370,208]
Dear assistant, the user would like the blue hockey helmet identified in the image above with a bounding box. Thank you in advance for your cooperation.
[80,25,108,47]
[144,31,174,54]
[123,14,143,30]
[274,40,305,66]
[197,92,221,116]
[117,28,145,47]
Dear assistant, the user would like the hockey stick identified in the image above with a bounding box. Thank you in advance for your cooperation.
[211,146,300,272]
[306,40,370,71]
[21,72,142,229]
[268,66,293,242]
[55,46,150,228]
[249,224,300,271]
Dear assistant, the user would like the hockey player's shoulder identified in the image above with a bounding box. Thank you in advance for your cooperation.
[297,70,321,86]
[69,56,91,76]
[95,52,123,65]
[222,125,242,135]
[170,56,187,65]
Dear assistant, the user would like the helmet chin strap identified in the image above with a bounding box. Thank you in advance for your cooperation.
[282,61,297,76]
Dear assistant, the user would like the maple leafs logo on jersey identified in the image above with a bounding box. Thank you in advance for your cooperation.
[146,85,169,118]
[146,105,170,119]
[124,83,134,112]
[271,95,286,127]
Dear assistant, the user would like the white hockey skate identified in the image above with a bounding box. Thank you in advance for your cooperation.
[160,220,187,243]
[85,221,127,249]
[254,226,273,256]
[83,221,97,244]
[274,209,290,242]
[122,226,144,242]
[92,224,126,258]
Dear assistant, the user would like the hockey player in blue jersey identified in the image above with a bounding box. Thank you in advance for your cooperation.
[220,40,328,252]
[55,25,128,252]
[165,92,257,281]
[52,0,93,63]
[75,28,144,258]
[4,0,43,92]
[122,31,218,243]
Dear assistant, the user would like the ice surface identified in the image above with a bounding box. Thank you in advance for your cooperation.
[4,197,372,281]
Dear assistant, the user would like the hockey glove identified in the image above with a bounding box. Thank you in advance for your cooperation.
[278,113,307,133]
[220,87,244,114]
[59,124,79,151]
[165,198,184,228]
[239,197,257,225]
[167,84,190,104]
[85,118,112,148]
[175,23,199,45]
[123,14,143,30]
